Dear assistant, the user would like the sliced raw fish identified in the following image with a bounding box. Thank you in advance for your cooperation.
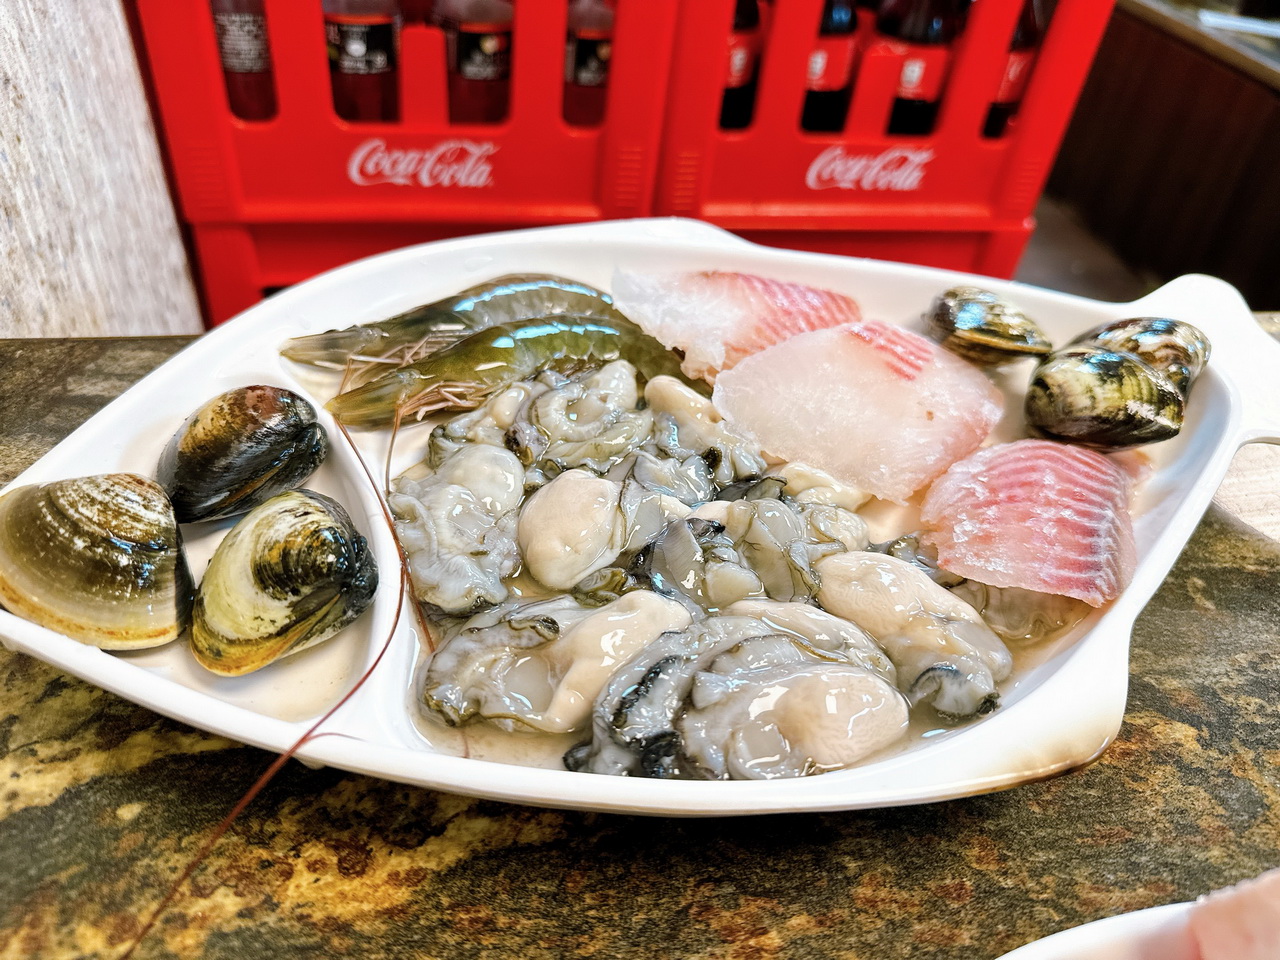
[712,322,1004,503]
[1189,867,1280,960]
[920,439,1136,607]
[611,269,861,381]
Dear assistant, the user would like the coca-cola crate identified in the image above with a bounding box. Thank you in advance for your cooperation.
[655,0,1116,276]
[132,0,678,325]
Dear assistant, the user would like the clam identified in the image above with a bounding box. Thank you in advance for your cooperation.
[190,490,377,676]
[1026,347,1185,448]
[1025,315,1210,449]
[158,385,329,524]
[1067,317,1210,396]
[0,474,193,649]
[925,286,1053,367]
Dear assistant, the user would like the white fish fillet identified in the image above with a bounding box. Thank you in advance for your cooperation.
[712,321,1004,503]
[611,268,862,381]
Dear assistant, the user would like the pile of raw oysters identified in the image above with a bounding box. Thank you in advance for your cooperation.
[0,386,378,675]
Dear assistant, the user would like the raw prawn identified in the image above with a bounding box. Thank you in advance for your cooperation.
[281,274,626,387]
[325,315,697,429]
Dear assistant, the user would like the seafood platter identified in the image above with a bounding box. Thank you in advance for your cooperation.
[1,218,1277,816]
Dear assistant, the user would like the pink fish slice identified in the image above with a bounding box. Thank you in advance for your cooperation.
[611,268,862,381]
[1188,867,1280,960]
[920,439,1137,607]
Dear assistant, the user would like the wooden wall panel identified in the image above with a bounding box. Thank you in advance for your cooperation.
[1049,8,1280,310]
[0,0,202,337]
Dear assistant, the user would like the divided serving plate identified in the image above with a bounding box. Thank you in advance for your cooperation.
[3,218,1278,816]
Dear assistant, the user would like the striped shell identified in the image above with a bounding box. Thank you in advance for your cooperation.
[0,474,193,649]
[925,286,1053,367]
[157,385,329,524]
[190,490,377,676]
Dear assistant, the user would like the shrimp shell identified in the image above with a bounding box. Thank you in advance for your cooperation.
[325,315,699,429]
[280,274,625,387]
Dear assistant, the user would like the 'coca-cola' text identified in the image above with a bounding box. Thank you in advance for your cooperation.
[805,145,933,191]
[348,138,497,188]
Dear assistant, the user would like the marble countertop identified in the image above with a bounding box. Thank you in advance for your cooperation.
[1,335,1278,960]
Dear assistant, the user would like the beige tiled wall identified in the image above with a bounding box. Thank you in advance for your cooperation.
[0,0,202,337]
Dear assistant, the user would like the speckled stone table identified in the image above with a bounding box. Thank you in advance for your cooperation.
[1,336,1278,960]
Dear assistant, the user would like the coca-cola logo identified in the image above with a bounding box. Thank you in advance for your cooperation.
[805,145,933,192]
[347,138,497,188]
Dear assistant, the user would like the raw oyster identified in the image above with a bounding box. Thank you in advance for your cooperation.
[390,445,523,615]
[815,552,1013,719]
[644,375,766,485]
[421,592,692,734]
[0,474,193,649]
[190,490,377,676]
[517,470,628,591]
[925,286,1053,367]
[676,636,909,779]
[425,381,545,468]
[505,361,654,484]
[158,385,329,523]
[565,616,779,777]
[1025,316,1210,449]
[566,614,907,780]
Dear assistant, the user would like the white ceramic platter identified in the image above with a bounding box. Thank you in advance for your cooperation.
[996,902,1197,960]
[3,218,1279,816]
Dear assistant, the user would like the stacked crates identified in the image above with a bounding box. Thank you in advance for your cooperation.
[133,0,1114,325]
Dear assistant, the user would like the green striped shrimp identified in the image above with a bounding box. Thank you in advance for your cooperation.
[325,314,703,430]
[281,275,626,388]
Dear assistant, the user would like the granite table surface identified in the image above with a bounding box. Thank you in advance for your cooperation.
[0,335,1278,960]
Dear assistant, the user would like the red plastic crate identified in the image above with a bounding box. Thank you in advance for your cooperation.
[655,0,1116,276]
[133,0,679,324]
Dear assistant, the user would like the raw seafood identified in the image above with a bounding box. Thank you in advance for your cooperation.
[0,474,193,649]
[713,321,1004,503]
[389,445,524,614]
[157,385,329,523]
[611,269,862,381]
[565,615,909,779]
[326,315,695,429]
[924,286,1052,366]
[281,274,627,387]
[190,490,378,676]
[421,592,692,734]
[815,552,1013,718]
[920,439,1137,607]
[1187,866,1280,960]
[1025,317,1210,449]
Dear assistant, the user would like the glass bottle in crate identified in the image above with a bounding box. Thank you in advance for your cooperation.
[801,0,858,133]
[324,0,401,122]
[720,0,763,130]
[983,0,1042,138]
[876,0,968,136]
[563,0,614,127]
[210,0,278,121]
[436,0,514,124]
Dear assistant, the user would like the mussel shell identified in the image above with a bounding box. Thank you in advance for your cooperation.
[0,474,193,649]
[190,490,377,676]
[1025,346,1185,448]
[158,385,329,523]
[925,286,1053,367]
[1068,317,1210,397]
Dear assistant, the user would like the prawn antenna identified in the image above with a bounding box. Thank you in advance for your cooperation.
[118,418,410,960]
